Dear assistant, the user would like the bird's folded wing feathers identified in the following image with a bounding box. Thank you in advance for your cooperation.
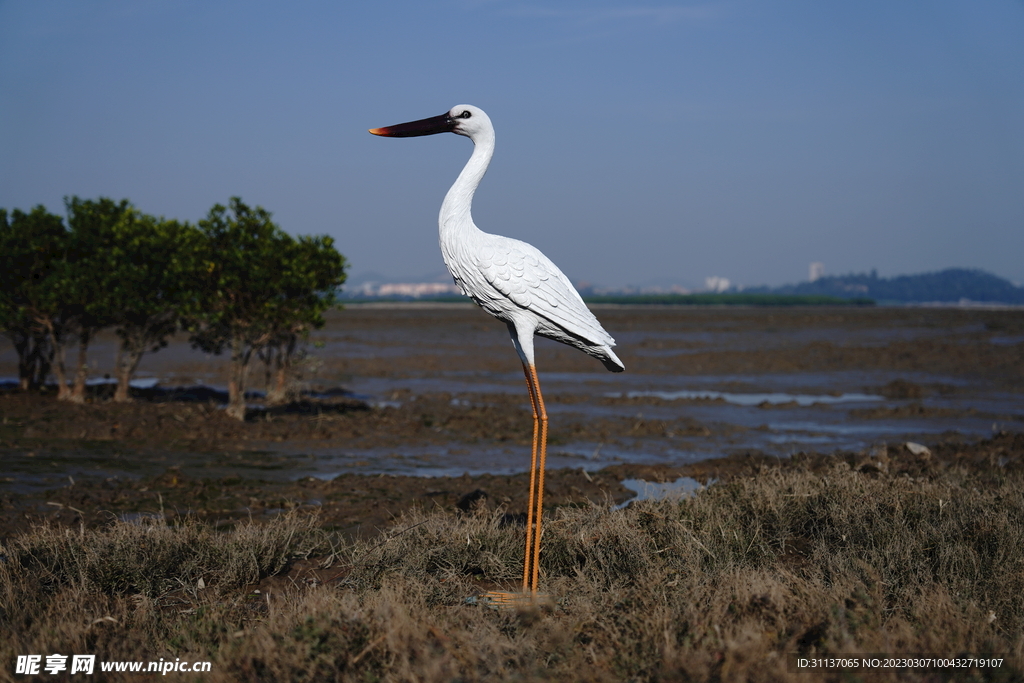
[475,239,615,347]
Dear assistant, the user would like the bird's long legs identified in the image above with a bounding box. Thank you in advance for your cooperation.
[521,362,548,596]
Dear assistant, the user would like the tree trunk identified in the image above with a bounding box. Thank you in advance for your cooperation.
[27,331,52,390]
[226,333,250,421]
[261,343,277,401]
[10,330,31,391]
[263,337,290,406]
[113,338,144,403]
[8,327,49,391]
[279,333,298,404]
[69,327,93,403]
[113,311,177,402]
[272,361,288,404]
[44,321,72,401]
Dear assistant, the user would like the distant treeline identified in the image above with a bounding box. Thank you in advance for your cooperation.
[581,293,875,306]
[0,197,346,420]
[365,293,876,306]
[754,268,1024,304]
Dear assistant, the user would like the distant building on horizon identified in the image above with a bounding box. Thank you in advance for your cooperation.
[352,281,463,298]
[582,283,692,296]
[704,276,731,293]
[809,262,825,282]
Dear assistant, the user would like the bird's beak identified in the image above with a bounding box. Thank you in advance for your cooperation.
[369,112,455,137]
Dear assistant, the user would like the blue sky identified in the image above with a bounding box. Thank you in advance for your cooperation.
[2,1,1022,289]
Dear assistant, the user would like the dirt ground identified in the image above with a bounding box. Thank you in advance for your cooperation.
[1,304,1022,540]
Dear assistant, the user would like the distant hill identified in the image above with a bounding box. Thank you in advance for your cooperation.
[341,267,1024,305]
[755,268,1024,304]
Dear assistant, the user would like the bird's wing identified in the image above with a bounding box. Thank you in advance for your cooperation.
[473,236,615,346]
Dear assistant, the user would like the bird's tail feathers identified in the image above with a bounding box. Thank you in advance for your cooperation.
[598,346,625,373]
[539,326,624,372]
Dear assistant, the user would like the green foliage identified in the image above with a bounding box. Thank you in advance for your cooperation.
[190,198,346,351]
[62,196,135,329]
[0,205,70,322]
[0,197,142,400]
[98,209,207,400]
[188,197,347,417]
[0,196,347,406]
[0,205,70,390]
[102,210,204,326]
[57,197,137,400]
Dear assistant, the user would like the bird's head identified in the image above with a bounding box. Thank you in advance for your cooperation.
[369,104,492,142]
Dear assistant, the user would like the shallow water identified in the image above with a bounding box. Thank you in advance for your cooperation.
[331,368,1021,473]
[179,364,1024,483]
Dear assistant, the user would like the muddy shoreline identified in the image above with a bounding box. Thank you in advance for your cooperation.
[1,304,1022,539]
[3,380,1021,540]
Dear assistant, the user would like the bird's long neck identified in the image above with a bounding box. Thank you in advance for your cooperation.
[439,129,494,241]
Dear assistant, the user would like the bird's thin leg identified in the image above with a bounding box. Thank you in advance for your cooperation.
[527,363,548,596]
[521,362,541,594]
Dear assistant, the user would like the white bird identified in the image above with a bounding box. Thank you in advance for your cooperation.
[370,104,624,599]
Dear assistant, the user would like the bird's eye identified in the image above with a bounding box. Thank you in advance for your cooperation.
[460,111,472,119]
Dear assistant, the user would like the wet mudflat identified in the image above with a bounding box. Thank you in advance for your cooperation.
[3,304,1024,681]
[1,303,1022,536]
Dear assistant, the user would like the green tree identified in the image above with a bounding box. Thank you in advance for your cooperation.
[59,196,133,402]
[257,234,347,404]
[189,198,346,420]
[99,209,205,401]
[0,206,69,393]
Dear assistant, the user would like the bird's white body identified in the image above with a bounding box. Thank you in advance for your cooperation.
[436,105,624,373]
[370,104,622,597]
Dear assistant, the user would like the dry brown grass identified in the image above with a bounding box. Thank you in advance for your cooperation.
[3,460,1023,682]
